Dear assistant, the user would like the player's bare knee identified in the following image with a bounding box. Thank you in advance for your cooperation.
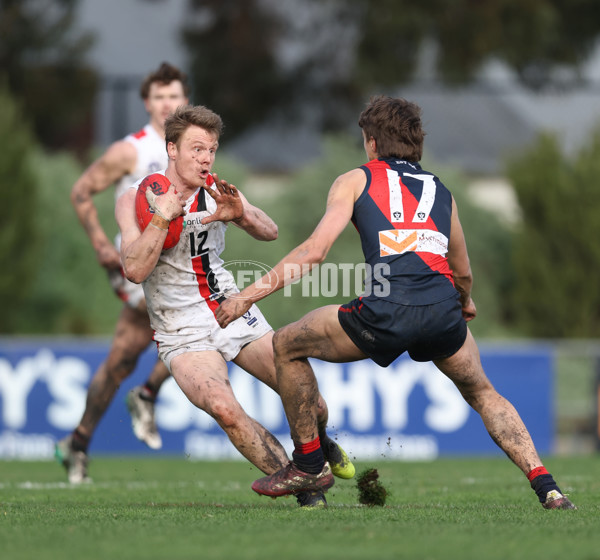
[272,327,293,361]
[459,379,496,412]
[208,399,246,431]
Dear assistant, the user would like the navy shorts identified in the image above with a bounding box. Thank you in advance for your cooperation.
[338,293,467,367]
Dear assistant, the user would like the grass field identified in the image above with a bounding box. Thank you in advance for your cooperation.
[1,455,598,560]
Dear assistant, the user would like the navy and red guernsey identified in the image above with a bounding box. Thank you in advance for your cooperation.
[353,157,457,305]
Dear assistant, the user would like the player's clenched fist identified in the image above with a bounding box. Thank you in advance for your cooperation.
[216,295,252,328]
[146,184,185,221]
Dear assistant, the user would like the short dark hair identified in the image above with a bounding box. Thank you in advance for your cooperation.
[140,62,190,99]
[358,95,425,161]
[165,105,223,148]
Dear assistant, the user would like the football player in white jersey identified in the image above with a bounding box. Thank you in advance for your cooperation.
[115,105,355,507]
[55,63,189,484]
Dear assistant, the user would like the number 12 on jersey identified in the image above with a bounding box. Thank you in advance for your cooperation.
[190,231,208,258]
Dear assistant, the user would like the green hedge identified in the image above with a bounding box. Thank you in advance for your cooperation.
[507,127,600,337]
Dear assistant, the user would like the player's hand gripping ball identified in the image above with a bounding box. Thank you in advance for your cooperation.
[135,173,183,250]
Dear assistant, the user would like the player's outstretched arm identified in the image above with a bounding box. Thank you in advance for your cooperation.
[447,196,476,321]
[70,141,137,270]
[215,169,363,328]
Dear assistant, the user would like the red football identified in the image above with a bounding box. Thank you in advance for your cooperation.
[135,173,183,250]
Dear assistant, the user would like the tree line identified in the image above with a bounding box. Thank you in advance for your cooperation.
[2,0,600,338]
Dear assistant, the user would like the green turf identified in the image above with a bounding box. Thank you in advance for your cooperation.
[0,456,597,560]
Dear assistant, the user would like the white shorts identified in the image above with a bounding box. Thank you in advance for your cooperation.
[155,304,272,372]
[108,267,146,310]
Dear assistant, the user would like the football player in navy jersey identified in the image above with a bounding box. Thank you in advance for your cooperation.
[216,95,576,510]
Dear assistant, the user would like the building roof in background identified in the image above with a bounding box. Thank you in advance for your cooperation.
[77,0,187,75]
[226,119,323,174]
[75,0,600,176]
[400,85,538,174]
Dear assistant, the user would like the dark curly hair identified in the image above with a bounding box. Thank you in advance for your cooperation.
[140,62,190,99]
[358,95,425,161]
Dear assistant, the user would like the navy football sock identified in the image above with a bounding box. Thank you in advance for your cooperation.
[71,429,90,453]
[527,467,561,503]
[141,383,158,402]
[292,438,325,474]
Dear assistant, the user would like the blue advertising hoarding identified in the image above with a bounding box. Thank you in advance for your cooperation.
[0,338,553,460]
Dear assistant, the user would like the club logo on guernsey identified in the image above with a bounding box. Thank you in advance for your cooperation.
[242,311,257,327]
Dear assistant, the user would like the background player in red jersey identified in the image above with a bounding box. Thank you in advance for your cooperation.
[216,95,576,510]
[55,63,189,483]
